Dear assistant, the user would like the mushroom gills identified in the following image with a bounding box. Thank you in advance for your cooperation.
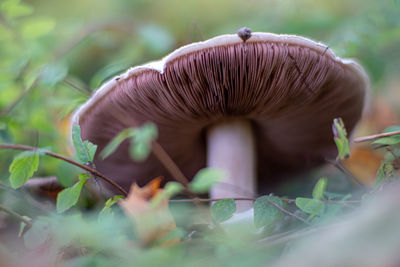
[207,119,255,212]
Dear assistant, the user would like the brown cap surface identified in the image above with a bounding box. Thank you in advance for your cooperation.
[72,32,368,192]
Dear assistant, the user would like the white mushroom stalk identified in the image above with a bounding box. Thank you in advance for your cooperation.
[207,119,255,212]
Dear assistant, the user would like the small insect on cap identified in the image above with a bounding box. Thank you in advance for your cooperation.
[72,29,368,194]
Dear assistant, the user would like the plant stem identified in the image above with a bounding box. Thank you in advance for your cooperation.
[354,130,400,143]
[0,144,127,196]
[266,198,311,225]
[326,158,364,187]
[0,204,32,227]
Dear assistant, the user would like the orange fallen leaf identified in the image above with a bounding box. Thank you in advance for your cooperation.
[119,177,179,246]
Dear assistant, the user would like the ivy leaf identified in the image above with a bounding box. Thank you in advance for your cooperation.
[9,150,40,189]
[100,128,135,159]
[254,196,283,228]
[56,177,88,213]
[332,118,350,160]
[296,197,325,219]
[99,195,124,220]
[189,168,225,193]
[312,177,328,200]
[72,125,97,164]
[211,199,236,224]
[372,126,400,146]
[130,122,158,161]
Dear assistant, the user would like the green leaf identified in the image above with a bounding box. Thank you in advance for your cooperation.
[21,17,56,39]
[332,118,350,160]
[372,126,400,145]
[312,177,328,200]
[254,196,283,228]
[151,182,183,207]
[40,63,68,88]
[129,122,158,161]
[72,125,97,164]
[99,195,124,220]
[295,197,325,218]
[189,168,225,193]
[1,0,33,19]
[18,216,32,237]
[56,178,87,213]
[211,199,236,224]
[375,162,395,189]
[100,128,135,159]
[9,150,40,189]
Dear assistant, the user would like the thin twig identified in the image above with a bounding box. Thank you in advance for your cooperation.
[266,199,311,225]
[151,142,190,187]
[169,197,256,203]
[0,203,32,227]
[354,130,400,143]
[326,158,364,187]
[0,144,127,196]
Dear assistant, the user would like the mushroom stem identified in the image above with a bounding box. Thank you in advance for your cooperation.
[207,119,256,212]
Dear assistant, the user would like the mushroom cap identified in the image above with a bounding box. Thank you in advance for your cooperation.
[72,32,369,192]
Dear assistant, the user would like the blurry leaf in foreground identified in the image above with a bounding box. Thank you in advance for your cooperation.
[375,162,396,189]
[332,118,350,160]
[151,181,183,208]
[254,196,283,228]
[119,177,179,246]
[56,174,89,213]
[21,17,56,39]
[312,178,328,200]
[9,150,40,189]
[24,219,51,250]
[102,123,158,162]
[72,125,97,164]
[18,216,32,237]
[40,63,68,88]
[130,122,158,161]
[1,0,33,19]
[100,128,135,159]
[189,168,225,193]
[99,195,124,221]
[211,199,236,224]
[295,198,325,219]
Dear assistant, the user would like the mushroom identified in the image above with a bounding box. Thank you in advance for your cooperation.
[72,29,368,211]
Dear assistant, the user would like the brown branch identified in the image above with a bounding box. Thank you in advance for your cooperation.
[353,130,400,143]
[0,144,127,196]
[151,142,190,187]
[0,203,32,227]
[326,158,364,187]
